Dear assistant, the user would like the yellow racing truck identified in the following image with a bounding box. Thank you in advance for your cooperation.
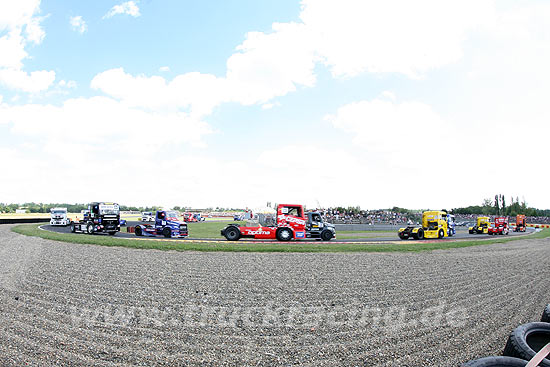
[468,216,490,234]
[398,210,449,240]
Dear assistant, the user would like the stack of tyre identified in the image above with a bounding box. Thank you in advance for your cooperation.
[462,304,550,366]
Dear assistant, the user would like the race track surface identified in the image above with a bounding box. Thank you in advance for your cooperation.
[44,222,533,243]
[0,224,548,366]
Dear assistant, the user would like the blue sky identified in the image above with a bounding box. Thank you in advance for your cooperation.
[1,0,550,210]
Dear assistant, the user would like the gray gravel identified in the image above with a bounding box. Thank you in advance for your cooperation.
[0,224,549,366]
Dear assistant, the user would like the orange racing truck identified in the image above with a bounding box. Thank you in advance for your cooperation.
[514,214,526,232]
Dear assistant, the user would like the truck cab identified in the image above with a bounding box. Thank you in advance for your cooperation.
[305,211,336,241]
[488,216,509,235]
[514,215,526,232]
[134,210,188,238]
[447,214,456,236]
[71,202,120,235]
[50,207,70,226]
[469,217,490,234]
[221,204,335,241]
[398,210,449,240]
[141,212,154,222]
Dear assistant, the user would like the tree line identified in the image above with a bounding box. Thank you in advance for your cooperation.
[451,195,550,217]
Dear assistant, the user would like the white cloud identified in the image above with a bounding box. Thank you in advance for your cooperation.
[104,1,141,19]
[91,68,230,118]
[299,0,493,78]
[70,16,87,34]
[0,68,55,93]
[58,80,77,89]
[328,98,451,153]
[1,96,212,149]
[0,0,54,92]
[159,66,170,72]
[225,22,317,105]
[90,22,317,116]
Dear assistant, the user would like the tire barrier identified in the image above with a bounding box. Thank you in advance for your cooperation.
[462,306,550,366]
[502,323,550,367]
[542,305,550,323]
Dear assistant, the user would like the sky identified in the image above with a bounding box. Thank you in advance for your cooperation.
[1,0,549,210]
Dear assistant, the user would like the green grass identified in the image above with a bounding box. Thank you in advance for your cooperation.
[185,221,246,238]
[336,231,395,239]
[10,224,549,253]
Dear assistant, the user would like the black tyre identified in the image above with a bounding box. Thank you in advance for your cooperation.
[320,230,333,241]
[276,228,292,241]
[542,304,550,323]
[71,223,76,233]
[461,356,528,367]
[417,229,424,240]
[503,322,550,367]
[86,223,94,234]
[469,229,474,234]
[438,229,444,238]
[398,232,406,240]
[108,231,116,236]
[162,227,171,238]
[135,226,143,236]
[224,226,241,241]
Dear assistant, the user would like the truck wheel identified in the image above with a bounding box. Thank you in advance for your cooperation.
[224,226,241,241]
[162,227,171,238]
[417,229,424,240]
[276,228,292,241]
[86,223,94,234]
[542,304,550,323]
[461,356,528,367]
[108,231,116,236]
[438,229,444,238]
[71,223,76,233]
[320,230,333,241]
[502,322,550,367]
[135,226,143,236]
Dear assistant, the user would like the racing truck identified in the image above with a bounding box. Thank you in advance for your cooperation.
[71,202,121,235]
[514,214,526,232]
[134,210,188,238]
[221,204,336,241]
[398,210,451,240]
[141,212,154,222]
[488,216,509,235]
[469,216,490,234]
[447,214,456,236]
[50,207,70,226]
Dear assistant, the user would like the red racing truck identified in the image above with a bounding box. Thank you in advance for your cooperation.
[220,204,336,241]
[488,216,509,235]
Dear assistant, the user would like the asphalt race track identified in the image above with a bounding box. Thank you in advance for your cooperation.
[0,224,549,366]
[42,221,534,243]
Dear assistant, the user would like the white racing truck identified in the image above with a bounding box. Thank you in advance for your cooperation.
[141,212,154,222]
[50,207,70,226]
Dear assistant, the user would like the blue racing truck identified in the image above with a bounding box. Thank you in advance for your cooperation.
[134,210,188,238]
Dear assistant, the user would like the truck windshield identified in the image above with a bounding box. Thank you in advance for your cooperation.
[51,210,66,214]
[166,212,178,219]
[99,204,119,215]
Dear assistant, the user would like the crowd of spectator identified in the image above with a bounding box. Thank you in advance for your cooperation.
[318,208,415,225]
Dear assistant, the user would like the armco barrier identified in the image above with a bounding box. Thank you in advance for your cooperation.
[0,218,49,224]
